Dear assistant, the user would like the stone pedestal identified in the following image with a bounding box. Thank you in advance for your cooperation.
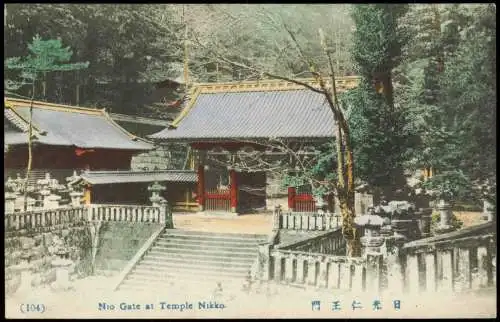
[160,200,173,228]
[14,195,24,212]
[150,195,165,207]
[418,208,432,238]
[26,197,36,212]
[14,252,34,296]
[46,194,61,209]
[40,189,51,208]
[5,192,17,213]
[435,200,455,234]
[70,191,84,207]
[50,249,74,291]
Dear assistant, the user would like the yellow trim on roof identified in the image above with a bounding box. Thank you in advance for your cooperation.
[166,76,359,130]
[4,97,103,115]
[193,76,360,94]
[4,103,44,134]
[170,86,203,128]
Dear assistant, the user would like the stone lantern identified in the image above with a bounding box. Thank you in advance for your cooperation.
[40,189,51,208]
[354,212,385,293]
[14,250,35,296]
[148,181,166,207]
[37,173,52,191]
[69,191,84,207]
[417,208,433,238]
[434,199,455,234]
[51,246,74,291]
[354,213,385,256]
[14,173,24,192]
[314,195,327,214]
[386,201,418,242]
[66,170,80,189]
[25,197,36,212]
[5,192,17,214]
[5,176,17,192]
[379,216,393,238]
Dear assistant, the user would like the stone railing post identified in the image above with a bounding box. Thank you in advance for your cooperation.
[482,199,494,222]
[273,205,282,230]
[160,200,174,228]
[435,199,455,234]
[258,244,272,280]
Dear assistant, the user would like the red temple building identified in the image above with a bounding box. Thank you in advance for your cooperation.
[4,97,154,177]
[148,77,360,214]
[4,97,200,210]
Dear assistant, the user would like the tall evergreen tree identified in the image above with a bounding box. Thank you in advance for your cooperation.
[5,35,89,211]
[346,4,415,200]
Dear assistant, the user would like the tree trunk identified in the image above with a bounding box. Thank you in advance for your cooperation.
[338,193,361,257]
[42,72,47,100]
[23,81,35,212]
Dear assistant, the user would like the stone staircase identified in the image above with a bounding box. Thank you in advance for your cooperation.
[117,229,268,292]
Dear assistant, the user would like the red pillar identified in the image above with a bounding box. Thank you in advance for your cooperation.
[288,187,296,211]
[230,169,238,213]
[197,165,205,211]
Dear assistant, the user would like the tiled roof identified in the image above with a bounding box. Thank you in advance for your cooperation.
[148,77,359,142]
[5,131,29,145]
[4,98,154,150]
[76,170,197,185]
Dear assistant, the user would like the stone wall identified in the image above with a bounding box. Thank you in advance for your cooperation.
[131,146,172,171]
[93,222,161,274]
[5,224,93,296]
[5,220,162,295]
[131,145,189,171]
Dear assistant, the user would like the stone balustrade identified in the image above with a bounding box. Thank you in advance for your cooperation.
[401,231,496,294]
[88,204,168,225]
[257,205,496,295]
[273,209,342,231]
[5,202,174,235]
[277,229,346,255]
[4,207,87,233]
[265,249,371,292]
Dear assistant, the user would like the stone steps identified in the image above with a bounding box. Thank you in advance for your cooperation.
[144,253,255,266]
[154,241,260,252]
[147,248,256,259]
[116,230,268,292]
